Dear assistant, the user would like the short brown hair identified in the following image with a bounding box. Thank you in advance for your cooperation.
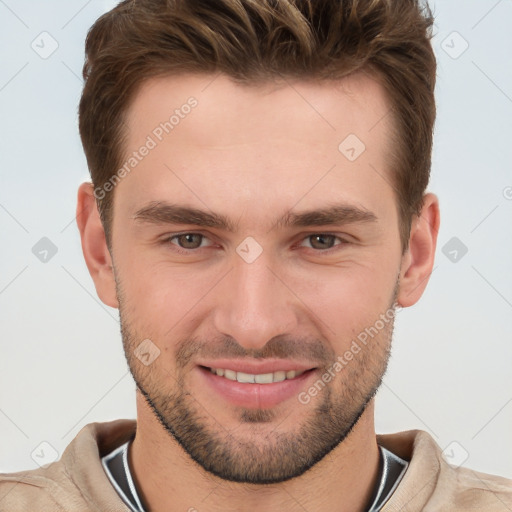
[79,0,436,251]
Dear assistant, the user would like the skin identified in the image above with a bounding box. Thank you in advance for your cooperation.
[77,72,439,512]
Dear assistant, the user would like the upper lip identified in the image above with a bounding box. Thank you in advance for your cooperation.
[197,359,317,374]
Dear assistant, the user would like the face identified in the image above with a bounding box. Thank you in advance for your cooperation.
[110,73,404,483]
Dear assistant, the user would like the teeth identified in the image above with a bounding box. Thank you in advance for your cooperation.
[209,367,306,384]
[273,370,286,382]
[237,372,255,383]
[224,369,237,381]
[255,373,273,384]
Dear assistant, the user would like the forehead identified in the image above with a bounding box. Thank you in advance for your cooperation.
[126,71,392,144]
[116,72,396,227]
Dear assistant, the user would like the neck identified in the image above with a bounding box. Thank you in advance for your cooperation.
[130,392,380,512]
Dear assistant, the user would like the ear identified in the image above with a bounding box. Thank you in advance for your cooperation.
[76,182,119,308]
[397,193,440,307]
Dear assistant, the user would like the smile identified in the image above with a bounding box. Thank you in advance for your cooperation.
[208,367,306,384]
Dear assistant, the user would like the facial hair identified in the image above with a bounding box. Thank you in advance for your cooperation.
[118,277,398,484]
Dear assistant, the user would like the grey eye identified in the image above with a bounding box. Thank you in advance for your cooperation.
[306,234,338,250]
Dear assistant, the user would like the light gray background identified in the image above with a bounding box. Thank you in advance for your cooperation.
[1,0,511,479]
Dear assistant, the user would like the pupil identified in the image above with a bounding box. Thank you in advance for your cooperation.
[312,234,333,249]
[181,234,200,248]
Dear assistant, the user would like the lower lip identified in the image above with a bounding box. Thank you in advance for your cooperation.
[197,366,316,409]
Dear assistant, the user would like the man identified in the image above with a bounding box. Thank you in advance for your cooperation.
[1,0,511,510]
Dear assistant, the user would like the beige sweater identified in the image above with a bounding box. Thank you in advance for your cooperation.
[0,419,511,511]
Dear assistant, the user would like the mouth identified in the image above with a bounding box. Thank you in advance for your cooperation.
[196,363,318,409]
[205,366,307,384]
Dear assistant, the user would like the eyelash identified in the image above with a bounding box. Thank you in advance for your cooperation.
[164,232,348,255]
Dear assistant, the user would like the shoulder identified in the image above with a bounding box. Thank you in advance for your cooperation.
[443,465,512,510]
[378,429,512,511]
[0,466,85,511]
[0,419,136,511]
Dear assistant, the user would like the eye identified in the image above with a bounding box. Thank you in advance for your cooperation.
[163,232,348,255]
[299,234,346,251]
[167,233,213,252]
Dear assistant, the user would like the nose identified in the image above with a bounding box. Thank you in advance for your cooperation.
[212,250,299,351]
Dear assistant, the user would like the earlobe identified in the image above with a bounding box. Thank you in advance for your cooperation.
[76,182,119,309]
[397,193,440,308]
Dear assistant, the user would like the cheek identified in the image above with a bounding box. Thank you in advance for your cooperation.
[119,259,220,330]
[117,235,400,347]
[294,265,396,344]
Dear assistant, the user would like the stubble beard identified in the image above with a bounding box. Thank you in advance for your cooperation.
[118,281,397,484]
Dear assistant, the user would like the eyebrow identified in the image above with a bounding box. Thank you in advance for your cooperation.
[132,201,378,232]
